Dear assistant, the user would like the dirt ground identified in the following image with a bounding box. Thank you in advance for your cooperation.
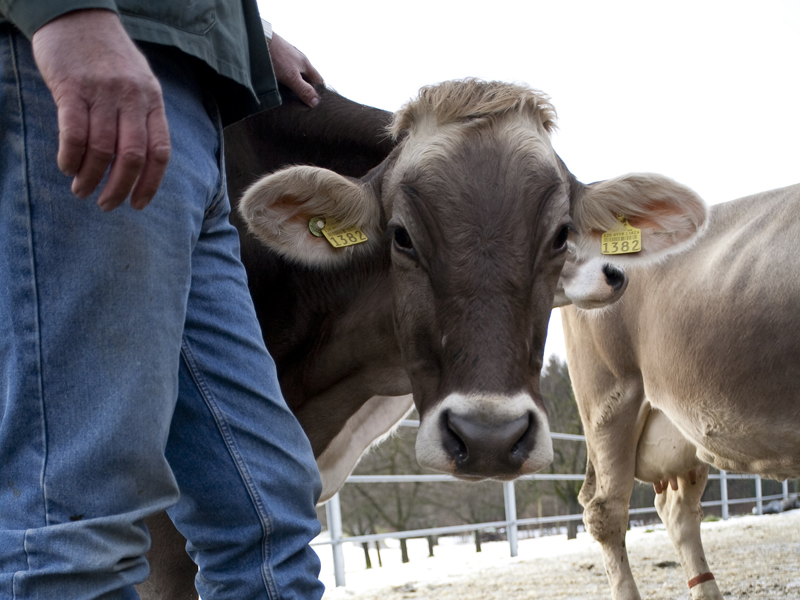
[327,509,800,600]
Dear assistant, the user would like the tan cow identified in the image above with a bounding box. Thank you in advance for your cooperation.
[561,183,800,600]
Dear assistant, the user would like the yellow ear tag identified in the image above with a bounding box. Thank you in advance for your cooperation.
[601,215,642,255]
[309,216,369,248]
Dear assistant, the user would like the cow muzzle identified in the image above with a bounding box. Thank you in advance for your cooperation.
[415,392,553,479]
[554,257,629,309]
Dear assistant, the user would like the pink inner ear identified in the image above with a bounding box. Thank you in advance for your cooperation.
[273,193,311,221]
[625,200,686,232]
[626,215,661,231]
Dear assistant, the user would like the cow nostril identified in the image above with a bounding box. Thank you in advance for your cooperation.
[440,411,469,465]
[602,263,626,291]
[510,414,536,461]
[444,411,534,474]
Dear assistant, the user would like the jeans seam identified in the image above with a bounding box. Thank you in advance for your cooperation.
[202,95,229,221]
[9,30,49,598]
[179,337,278,600]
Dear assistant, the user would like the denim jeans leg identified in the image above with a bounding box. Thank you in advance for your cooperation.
[0,29,323,599]
[0,30,200,599]
[165,192,323,600]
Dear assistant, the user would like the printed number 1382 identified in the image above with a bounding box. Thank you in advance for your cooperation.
[602,239,640,254]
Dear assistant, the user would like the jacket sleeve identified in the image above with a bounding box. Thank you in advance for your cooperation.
[0,0,119,38]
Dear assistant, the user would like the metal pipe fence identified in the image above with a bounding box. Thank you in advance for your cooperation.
[318,422,795,587]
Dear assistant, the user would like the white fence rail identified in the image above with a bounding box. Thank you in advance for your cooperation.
[318,421,794,587]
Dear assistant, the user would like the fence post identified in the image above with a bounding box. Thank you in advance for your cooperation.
[326,493,346,587]
[503,481,518,557]
[719,470,729,520]
[755,476,763,515]
[783,480,790,500]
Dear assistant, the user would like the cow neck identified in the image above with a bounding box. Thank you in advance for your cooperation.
[259,233,388,355]
[270,240,410,455]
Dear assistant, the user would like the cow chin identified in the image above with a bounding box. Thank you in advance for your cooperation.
[415,392,554,479]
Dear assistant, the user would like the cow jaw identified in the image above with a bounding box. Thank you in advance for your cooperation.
[415,392,553,478]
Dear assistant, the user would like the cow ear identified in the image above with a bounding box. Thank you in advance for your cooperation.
[575,173,708,261]
[239,165,381,266]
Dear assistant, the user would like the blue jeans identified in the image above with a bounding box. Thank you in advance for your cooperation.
[0,28,323,600]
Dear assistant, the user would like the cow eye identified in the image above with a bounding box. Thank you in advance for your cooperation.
[393,227,416,256]
[552,225,571,253]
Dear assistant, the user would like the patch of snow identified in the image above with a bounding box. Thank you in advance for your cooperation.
[315,509,800,598]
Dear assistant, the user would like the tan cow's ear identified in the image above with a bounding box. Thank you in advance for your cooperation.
[239,165,381,266]
[576,173,708,262]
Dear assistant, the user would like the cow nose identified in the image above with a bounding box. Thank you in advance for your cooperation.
[602,263,626,291]
[441,410,535,477]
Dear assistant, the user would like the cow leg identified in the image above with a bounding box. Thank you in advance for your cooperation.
[136,511,198,600]
[578,393,650,600]
[654,466,723,600]
[580,455,641,600]
[562,306,649,599]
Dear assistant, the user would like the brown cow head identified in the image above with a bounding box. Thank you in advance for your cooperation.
[239,80,706,480]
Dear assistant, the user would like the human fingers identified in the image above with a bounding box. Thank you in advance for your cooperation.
[97,105,148,211]
[130,104,171,210]
[303,58,324,85]
[285,71,320,108]
[32,10,171,207]
[56,97,89,177]
[71,101,117,201]
[270,33,322,107]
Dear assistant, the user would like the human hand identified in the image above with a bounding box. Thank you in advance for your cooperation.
[269,33,324,108]
[32,9,171,211]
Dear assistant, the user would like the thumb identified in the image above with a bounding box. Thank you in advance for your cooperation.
[287,73,320,108]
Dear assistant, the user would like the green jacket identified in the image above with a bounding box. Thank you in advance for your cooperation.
[0,0,280,124]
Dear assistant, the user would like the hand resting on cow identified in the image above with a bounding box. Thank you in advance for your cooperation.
[140,81,708,600]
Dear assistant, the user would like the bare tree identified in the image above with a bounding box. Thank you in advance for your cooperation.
[541,355,586,539]
[341,430,426,563]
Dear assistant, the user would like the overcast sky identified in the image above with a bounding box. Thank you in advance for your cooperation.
[256,0,800,363]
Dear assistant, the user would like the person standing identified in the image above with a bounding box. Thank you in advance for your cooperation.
[0,2,325,598]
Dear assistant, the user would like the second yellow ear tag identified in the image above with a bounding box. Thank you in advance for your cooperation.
[310,216,369,248]
[601,215,642,255]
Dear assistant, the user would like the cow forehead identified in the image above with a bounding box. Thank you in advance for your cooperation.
[393,112,558,176]
[387,116,568,236]
[389,79,558,140]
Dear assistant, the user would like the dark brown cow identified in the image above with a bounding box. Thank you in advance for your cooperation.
[138,80,707,599]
